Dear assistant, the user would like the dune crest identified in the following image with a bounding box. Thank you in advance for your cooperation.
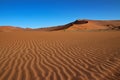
[32,19,120,31]
[0,20,120,32]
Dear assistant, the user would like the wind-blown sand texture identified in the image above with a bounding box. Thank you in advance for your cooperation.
[0,31,120,80]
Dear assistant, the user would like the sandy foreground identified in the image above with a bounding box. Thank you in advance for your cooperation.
[0,31,120,80]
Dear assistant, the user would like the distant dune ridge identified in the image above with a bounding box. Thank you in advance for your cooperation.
[34,20,120,31]
[0,26,24,32]
[0,19,120,32]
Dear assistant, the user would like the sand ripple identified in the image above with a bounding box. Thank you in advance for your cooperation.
[0,32,120,80]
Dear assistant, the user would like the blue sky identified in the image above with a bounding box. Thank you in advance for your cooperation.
[0,0,120,28]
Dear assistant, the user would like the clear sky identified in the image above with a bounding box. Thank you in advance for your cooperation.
[0,0,120,28]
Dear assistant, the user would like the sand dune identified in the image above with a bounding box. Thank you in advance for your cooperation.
[33,20,120,31]
[67,20,120,31]
[0,20,120,32]
[0,26,25,32]
[0,31,120,80]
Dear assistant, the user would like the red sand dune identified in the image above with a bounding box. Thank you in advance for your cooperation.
[33,20,120,31]
[0,20,120,32]
[0,26,25,32]
[0,19,120,80]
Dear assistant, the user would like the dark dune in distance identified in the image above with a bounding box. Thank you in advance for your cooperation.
[0,19,120,32]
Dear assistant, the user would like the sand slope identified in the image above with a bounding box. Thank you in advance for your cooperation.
[67,20,120,30]
[0,31,120,80]
[0,20,120,32]
[0,26,24,32]
[33,20,120,31]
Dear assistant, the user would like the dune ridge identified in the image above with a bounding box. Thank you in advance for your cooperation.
[0,20,120,32]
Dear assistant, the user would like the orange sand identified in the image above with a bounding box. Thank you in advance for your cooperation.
[0,31,120,80]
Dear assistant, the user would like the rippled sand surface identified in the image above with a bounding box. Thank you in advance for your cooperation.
[0,31,120,80]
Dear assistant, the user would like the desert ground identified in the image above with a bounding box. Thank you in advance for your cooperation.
[0,31,120,80]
